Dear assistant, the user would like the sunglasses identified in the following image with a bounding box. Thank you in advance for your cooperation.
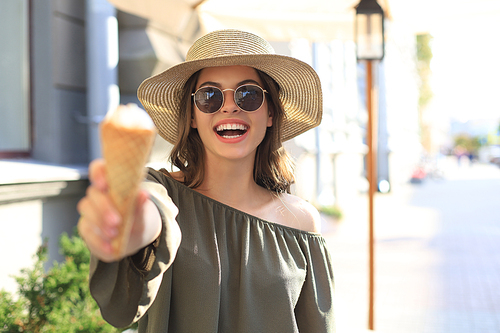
[192,84,268,114]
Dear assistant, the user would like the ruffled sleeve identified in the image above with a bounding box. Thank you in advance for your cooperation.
[295,235,336,332]
[88,172,182,328]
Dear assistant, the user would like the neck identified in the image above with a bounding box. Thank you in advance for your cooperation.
[196,154,265,208]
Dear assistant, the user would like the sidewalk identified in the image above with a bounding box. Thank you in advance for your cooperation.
[322,160,500,332]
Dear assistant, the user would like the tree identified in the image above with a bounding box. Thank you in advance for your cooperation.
[453,133,482,155]
[416,33,434,154]
[416,33,434,109]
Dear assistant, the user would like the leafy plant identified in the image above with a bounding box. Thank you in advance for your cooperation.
[453,134,482,155]
[318,205,343,220]
[0,231,135,333]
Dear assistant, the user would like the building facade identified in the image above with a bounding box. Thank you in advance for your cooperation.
[0,0,421,293]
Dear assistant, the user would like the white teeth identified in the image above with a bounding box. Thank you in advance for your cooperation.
[214,123,248,139]
[215,123,248,132]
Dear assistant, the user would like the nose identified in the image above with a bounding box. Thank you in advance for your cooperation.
[220,88,239,113]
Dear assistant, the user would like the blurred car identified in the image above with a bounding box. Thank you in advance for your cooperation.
[488,145,500,167]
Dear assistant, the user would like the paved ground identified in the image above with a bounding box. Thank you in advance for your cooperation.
[323,158,500,332]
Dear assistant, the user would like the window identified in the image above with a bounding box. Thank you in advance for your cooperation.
[0,0,30,155]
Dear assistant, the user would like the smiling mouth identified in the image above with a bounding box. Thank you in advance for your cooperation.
[214,123,249,139]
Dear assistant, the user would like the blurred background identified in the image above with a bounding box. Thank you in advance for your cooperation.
[1,0,499,332]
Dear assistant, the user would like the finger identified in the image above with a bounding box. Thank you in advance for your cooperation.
[77,195,111,244]
[77,206,117,260]
[78,216,114,260]
[77,215,103,245]
[78,184,120,239]
[88,159,108,192]
[85,186,120,238]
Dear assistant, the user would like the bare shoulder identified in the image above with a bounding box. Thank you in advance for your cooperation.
[276,193,322,233]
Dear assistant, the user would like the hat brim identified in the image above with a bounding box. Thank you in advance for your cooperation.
[138,53,322,144]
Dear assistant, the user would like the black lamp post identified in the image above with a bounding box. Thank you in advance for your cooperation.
[356,0,385,61]
[355,0,385,330]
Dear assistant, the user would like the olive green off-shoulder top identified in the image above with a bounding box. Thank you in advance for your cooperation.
[89,168,335,332]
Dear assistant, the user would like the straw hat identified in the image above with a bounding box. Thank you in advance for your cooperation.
[137,29,322,144]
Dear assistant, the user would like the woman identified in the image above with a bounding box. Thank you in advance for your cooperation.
[77,29,335,332]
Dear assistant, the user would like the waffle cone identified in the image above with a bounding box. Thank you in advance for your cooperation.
[100,104,156,257]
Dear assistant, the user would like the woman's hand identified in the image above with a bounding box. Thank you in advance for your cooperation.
[77,159,162,262]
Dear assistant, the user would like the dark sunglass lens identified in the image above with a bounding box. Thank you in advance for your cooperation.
[235,85,263,112]
[195,87,223,113]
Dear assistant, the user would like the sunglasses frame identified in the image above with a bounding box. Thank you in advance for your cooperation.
[192,84,268,114]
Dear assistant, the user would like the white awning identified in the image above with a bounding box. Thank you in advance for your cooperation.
[107,0,500,42]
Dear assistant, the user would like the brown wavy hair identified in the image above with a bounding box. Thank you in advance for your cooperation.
[166,68,294,193]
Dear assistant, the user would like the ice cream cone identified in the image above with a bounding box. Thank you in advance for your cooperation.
[100,103,157,257]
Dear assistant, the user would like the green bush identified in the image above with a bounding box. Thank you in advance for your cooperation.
[318,205,343,220]
[453,134,482,155]
[0,231,135,333]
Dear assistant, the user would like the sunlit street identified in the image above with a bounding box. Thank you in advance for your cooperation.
[326,158,500,332]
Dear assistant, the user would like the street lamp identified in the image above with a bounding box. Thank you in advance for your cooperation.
[356,0,385,61]
[355,0,385,330]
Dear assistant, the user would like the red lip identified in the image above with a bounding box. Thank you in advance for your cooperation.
[213,119,250,128]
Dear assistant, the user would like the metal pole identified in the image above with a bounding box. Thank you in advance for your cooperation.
[366,59,377,330]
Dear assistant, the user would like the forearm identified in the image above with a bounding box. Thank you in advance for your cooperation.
[123,197,162,258]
